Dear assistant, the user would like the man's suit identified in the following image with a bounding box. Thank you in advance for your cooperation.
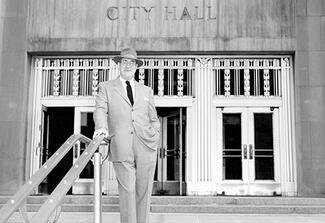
[94,77,160,223]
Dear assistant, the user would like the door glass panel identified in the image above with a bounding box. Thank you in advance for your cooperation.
[153,107,186,195]
[166,115,180,181]
[223,114,242,180]
[79,112,95,179]
[254,113,274,180]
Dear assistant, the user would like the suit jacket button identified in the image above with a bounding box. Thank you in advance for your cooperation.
[131,131,133,134]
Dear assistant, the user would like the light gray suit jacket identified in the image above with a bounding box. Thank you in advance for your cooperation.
[94,77,160,161]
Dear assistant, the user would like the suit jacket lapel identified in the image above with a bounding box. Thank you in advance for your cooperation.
[112,78,132,106]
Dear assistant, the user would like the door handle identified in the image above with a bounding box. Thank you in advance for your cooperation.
[243,144,247,159]
[160,148,166,158]
[249,144,253,159]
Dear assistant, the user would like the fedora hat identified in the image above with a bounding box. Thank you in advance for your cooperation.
[113,47,143,67]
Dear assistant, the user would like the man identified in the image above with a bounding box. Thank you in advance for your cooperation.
[93,47,160,223]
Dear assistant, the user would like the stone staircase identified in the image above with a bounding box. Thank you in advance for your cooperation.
[1,195,325,214]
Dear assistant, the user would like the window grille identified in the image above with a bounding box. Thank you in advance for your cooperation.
[38,57,287,98]
[39,57,195,97]
[213,58,284,97]
[41,58,111,97]
[135,58,194,96]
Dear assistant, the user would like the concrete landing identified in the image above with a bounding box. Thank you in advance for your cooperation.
[6,212,325,223]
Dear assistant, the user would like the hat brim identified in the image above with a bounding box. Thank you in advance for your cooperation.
[113,56,143,67]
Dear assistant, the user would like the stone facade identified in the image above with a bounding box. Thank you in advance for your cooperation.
[0,0,324,196]
[295,0,325,196]
[0,0,29,194]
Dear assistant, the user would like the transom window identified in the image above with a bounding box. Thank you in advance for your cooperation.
[213,58,289,97]
[37,56,289,98]
[38,57,195,97]
[135,58,194,96]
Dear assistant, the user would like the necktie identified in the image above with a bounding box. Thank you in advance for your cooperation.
[125,81,134,105]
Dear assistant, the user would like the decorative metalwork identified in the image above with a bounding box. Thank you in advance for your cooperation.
[136,58,194,96]
[72,69,79,96]
[39,56,287,98]
[92,69,99,96]
[53,70,60,96]
[177,69,184,96]
[138,68,145,85]
[41,58,111,97]
[263,69,270,96]
[158,68,164,96]
[40,57,194,98]
[197,58,210,66]
[213,58,285,97]
[224,69,231,96]
[244,69,250,96]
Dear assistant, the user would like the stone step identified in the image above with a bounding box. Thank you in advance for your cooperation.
[6,212,325,223]
[7,203,325,214]
[151,204,325,214]
[2,195,325,205]
[2,196,325,214]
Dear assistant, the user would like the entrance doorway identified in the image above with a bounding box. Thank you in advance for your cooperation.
[39,107,74,194]
[71,106,111,194]
[72,106,187,195]
[216,107,281,196]
[153,107,186,195]
[72,107,96,194]
[47,106,187,195]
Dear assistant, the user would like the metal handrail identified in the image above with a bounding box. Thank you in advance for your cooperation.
[0,134,110,223]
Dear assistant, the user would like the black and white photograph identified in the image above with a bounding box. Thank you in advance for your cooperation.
[0,0,325,222]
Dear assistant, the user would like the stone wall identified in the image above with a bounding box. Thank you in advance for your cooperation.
[0,0,29,194]
[27,0,295,52]
[295,0,325,196]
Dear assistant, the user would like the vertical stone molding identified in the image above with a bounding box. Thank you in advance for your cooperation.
[193,58,214,182]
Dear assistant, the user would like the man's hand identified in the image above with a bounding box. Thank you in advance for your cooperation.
[93,128,109,139]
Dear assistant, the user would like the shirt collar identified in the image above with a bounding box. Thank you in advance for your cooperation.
[119,76,135,96]
[119,76,134,84]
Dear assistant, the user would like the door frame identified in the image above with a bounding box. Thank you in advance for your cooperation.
[72,106,112,194]
[246,107,280,185]
[154,107,186,195]
[216,106,281,196]
[72,106,94,194]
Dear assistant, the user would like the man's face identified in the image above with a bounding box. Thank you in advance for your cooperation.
[119,58,137,80]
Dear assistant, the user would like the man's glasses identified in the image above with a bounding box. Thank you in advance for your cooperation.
[121,59,137,67]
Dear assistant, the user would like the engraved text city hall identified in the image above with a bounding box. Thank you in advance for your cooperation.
[107,6,218,21]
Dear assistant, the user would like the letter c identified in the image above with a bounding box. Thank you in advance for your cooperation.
[107,7,118,20]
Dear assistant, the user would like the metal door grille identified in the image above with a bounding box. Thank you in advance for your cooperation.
[213,58,288,97]
[38,57,195,98]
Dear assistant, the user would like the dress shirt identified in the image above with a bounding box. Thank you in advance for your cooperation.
[119,76,135,99]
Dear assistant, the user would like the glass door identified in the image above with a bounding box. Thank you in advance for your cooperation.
[217,107,281,195]
[248,108,278,183]
[38,106,50,194]
[153,108,186,195]
[72,107,109,194]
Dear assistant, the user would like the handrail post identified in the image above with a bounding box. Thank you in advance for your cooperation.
[93,151,102,223]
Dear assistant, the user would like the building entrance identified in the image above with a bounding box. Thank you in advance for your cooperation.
[216,107,281,196]
[72,107,99,194]
[30,55,295,196]
[153,107,186,195]
[38,107,74,194]
[41,106,187,195]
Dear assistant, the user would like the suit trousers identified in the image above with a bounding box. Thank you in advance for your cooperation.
[112,134,157,223]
